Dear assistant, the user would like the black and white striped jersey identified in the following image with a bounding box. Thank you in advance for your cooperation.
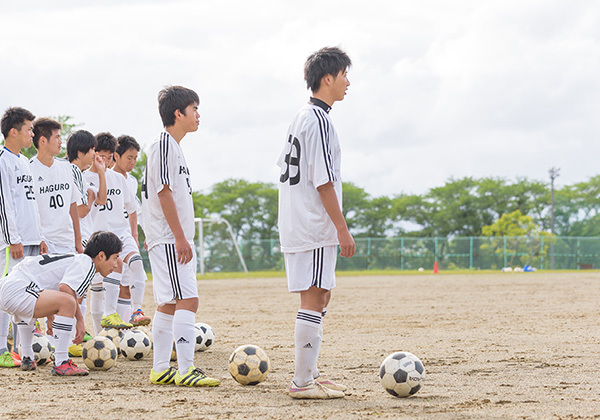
[12,253,96,298]
[277,98,342,253]
[142,131,194,250]
[0,148,44,247]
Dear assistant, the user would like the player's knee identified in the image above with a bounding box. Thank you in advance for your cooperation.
[57,293,77,316]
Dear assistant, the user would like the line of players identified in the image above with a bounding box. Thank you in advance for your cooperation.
[0,108,150,374]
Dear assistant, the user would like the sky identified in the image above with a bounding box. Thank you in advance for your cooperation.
[2,0,600,197]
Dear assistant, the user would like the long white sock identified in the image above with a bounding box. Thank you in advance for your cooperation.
[90,283,104,335]
[294,309,322,387]
[173,309,196,375]
[103,271,122,316]
[52,315,74,365]
[17,322,35,359]
[313,308,327,379]
[128,256,147,311]
[152,311,174,373]
[0,311,9,352]
[79,296,87,325]
[117,298,132,323]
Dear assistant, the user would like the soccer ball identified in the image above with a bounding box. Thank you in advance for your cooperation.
[379,351,425,397]
[120,329,151,360]
[19,333,54,365]
[194,322,215,351]
[228,344,270,385]
[82,337,118,370]
[98,328,124,355]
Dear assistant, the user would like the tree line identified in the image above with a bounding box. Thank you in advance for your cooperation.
[190,176,600,242]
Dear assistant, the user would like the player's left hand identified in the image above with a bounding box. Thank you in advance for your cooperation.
[39,241,48,254]
[75,241,84,254]
[46,315,55,336]
[73,319,85,344]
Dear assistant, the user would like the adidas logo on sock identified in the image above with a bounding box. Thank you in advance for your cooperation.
[54,335,59,340]
[176,337,189,344]
[303,343,313,349]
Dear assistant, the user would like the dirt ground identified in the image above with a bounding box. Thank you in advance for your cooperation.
[1,272,599,420]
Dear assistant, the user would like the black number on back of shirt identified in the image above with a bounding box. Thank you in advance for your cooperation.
[25,185,34,200]
[98,198,113,212]
[280,134,301,186]
[38,254,74,266]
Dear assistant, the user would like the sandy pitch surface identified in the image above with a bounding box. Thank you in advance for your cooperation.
[1,272,599,419]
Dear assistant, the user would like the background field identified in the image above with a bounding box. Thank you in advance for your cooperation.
[1,272,599,420]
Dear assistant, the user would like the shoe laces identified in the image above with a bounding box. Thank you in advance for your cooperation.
[191,367,207,377]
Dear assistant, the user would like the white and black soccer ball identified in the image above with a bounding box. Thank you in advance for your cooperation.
[194,322,215,352]
[228,344,270,385]
[20,333,54,365]
[120,329,151,360]
[82,337,118,370]
[380,351,425,397]
[98,328,124,355]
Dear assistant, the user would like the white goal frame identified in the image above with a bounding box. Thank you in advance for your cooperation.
[195,217,248,275]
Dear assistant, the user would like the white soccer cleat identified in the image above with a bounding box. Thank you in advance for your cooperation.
[315,375,347,392]
[288,380,345,399]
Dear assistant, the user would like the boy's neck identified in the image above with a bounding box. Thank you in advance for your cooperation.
[3,138,22,156]
[311,92,335,109]
[36,150,55,167]
[113,165,127,177]
[165,126,186,143]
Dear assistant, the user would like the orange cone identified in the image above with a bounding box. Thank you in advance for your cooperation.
[433,261,439,274]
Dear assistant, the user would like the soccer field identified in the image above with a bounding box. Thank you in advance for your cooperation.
[2,273,599,420]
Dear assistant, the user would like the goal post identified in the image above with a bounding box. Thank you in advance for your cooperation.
[195,217,248,275]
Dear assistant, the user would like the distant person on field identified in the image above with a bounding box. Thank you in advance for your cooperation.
[277,47,355,399]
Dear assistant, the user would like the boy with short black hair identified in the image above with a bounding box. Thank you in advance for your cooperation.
[142,85,220,387]
[113,134,150,326]
[277,47,355,399]
[0,231,122,375]
[0,107,47,368]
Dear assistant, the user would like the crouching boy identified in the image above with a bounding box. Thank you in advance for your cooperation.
[0,231,122,375]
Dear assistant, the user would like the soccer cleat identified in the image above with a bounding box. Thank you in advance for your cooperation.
[101,313,133,330]
[34,319,44,334]
[20,356,37,371]
[83,331,93,342]
[0,351,21,368]
[130,309,151,326]
[51,359,89,376]
[174,367,221,387]
[315,375,348,392]
[68,344,83,357]
[149,366,177,385]
[288,380,345,399]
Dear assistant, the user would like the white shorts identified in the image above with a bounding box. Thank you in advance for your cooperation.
[284,246,337,292]
[148,244,198,305]
[0,271,41,324]
[119,234,140,260]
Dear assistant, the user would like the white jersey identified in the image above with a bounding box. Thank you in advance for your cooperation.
[12,253,96,298]
[71,164,93,242]
[142,131,194,250]
[277,99,342,253]
[0,148,43,247]
[30,157,80,252]
[123,172,142,228]
[84,169,136,238]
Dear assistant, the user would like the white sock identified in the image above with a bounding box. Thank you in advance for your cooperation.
[152,311,174,373]
[313,309,326,379]
[79,296,87,324]
[117,297,132,323]
[103,271,122,316]
[173,309,196,375]
[128,256,146,311]
[90,283,104,335]
[294,309,322,387]
[0,311,9,351]
[52,315,74,365]
[17,322,35,359]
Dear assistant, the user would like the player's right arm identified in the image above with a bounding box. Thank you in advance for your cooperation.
[157,186,192,264]
[317,182,355,257]
[93,154,107,206]
[0,160,24,258]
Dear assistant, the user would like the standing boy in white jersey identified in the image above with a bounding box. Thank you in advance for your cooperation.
[31,118,83,254]
[142,85,219,387]
[84,133,138,332]
[0,107,48,368]
[277,47,355,399]
[0,231,122,375]
[113,135,150,326]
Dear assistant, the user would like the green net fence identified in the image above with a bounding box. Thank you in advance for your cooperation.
[141,235,600,273]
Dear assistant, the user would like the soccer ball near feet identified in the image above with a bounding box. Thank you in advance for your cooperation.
[228,344,270,385]
[120,329,151,360]
[379,351,425,397]
[82,337,118,370]
[194,323,215,352]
